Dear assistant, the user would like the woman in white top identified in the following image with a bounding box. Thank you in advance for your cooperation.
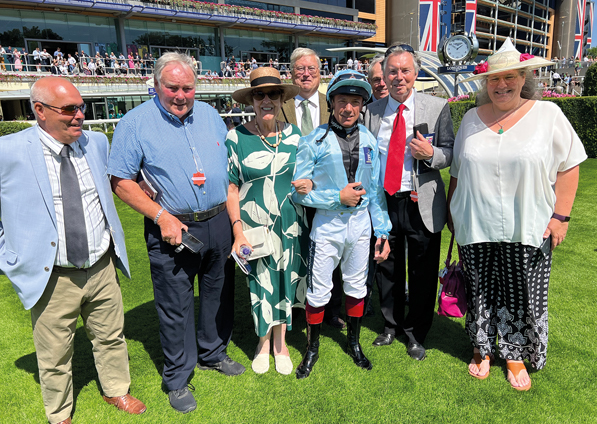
[448,39,587,391]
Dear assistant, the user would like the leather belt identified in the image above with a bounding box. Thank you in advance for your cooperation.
[173,202,226,222]
[390,191,411,199]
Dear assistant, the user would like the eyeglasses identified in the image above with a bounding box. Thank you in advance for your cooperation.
[294,66,319,75]
[252,90,282,101]
[385,44,415,57]
[37,102,87,116]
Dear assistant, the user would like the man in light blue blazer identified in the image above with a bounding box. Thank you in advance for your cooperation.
[0,77,145,424]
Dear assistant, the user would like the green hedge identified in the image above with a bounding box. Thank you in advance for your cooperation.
[543,97,597,158]
[448,101,475,134]
[449,97,597,158]
[0,121,32,137]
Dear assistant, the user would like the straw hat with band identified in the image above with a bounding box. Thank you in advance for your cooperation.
[460,38,554,84]
[232,67,299,105]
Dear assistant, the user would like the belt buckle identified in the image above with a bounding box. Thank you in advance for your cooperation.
[193,211,201,221]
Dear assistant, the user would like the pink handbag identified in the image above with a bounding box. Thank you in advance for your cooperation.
[437,234,467,318]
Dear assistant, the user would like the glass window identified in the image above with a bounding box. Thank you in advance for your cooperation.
[298,35,349,68]
[299,9,354,21]
[223,29,293,64]
[355,0,375,14]
[0,10,24,47]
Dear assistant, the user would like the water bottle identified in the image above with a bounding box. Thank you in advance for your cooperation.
[231,245,252,274]
[239,244,252,259]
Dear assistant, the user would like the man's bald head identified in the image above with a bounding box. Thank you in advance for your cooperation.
[30,77,85,144]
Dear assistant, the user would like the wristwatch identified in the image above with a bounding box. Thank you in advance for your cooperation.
[551,213,570,222]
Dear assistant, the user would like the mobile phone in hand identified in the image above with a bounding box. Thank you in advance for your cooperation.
[178,230,204,254]
[413,123,429,139]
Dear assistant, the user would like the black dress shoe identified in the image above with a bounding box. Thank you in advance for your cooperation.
[372,332,395,346]
[407,342,426,361]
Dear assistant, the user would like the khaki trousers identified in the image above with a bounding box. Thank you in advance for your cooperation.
[31,249,130,424]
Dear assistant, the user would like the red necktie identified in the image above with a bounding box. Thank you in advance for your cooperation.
[384,103,406,196]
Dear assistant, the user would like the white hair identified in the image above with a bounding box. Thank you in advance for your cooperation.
[154,52,197,87]
[290,48,320,70]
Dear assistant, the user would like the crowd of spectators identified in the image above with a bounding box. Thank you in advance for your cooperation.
[0,45,159,76]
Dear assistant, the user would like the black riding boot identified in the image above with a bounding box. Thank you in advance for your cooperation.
[296,323,321,379]
[347,316,372,370]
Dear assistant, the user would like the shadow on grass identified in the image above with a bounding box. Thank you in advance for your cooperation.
[14,326,102,418]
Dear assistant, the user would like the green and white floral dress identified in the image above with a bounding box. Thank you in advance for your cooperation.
[226,122,308,337]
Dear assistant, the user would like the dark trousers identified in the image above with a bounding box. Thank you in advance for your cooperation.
[376,193,441,345]
[305,206,343,317]
[144,210,234,391]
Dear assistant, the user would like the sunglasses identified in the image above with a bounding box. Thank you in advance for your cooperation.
[38,102,87,116]
[252,90,282,101]
[384,44,415,57]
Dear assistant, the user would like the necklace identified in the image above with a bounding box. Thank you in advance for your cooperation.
[492,99,523,134]
[255,121,282,148]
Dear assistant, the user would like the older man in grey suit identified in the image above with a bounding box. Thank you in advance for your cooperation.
[363,44,454,361]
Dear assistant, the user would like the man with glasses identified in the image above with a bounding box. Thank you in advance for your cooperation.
[108,52,243,414]
[364,43,455,361]
[0,77,146,424]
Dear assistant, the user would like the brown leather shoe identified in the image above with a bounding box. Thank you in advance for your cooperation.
[57,419,72,424]
[102,393,147,414]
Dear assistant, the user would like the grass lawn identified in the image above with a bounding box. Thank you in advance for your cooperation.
[1,161,596,424]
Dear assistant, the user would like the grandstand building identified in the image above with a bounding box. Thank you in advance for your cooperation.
[0,0,381,72]
[387,0,595,59]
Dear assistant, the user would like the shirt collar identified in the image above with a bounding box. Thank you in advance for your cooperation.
[295,91,319,108]
[153,96,195,124]
[37,125,82,156]
[387,88,416,114]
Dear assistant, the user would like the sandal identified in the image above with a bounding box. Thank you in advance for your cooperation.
[506,361,531,391]
[468,352,494,380]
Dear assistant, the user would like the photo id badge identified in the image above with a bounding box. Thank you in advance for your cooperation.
[422,133,434,144]
[192,171,206,186]
[363,147,373,165]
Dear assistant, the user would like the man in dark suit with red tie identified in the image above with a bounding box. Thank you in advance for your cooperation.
[363,43,454,360]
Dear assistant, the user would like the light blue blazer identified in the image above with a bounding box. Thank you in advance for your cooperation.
[0,126,130,310]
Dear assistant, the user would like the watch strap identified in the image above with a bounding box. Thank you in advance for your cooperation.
[551,213,570,222]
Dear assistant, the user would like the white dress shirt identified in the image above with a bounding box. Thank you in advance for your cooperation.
[295,91,321,131]
[38,126,111,268]
[376,90,416,192]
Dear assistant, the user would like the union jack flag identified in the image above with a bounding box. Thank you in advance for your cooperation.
[574,0,587,59]
[420,0,441,52]
[465,0,477,34]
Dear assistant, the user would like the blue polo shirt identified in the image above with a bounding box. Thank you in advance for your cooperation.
[108,97,229,214]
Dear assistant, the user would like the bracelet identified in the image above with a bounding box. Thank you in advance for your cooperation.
[231,219,242,228]
[551,213,570,222]
[154,207,165,224]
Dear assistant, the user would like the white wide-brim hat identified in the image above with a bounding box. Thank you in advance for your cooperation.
[460,38,554,83]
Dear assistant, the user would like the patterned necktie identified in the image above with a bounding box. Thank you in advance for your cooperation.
[384,103,407,196]
[300,100,314,136]
[60,145,89,268]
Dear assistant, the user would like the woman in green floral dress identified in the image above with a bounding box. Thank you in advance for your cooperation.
[226,68,310,375]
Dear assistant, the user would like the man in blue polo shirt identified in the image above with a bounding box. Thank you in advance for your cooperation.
[108,52,244,415]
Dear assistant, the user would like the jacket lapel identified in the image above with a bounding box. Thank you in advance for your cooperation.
[26,130,57,228]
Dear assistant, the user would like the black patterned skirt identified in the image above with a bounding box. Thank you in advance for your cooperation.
[460,241,552,370]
